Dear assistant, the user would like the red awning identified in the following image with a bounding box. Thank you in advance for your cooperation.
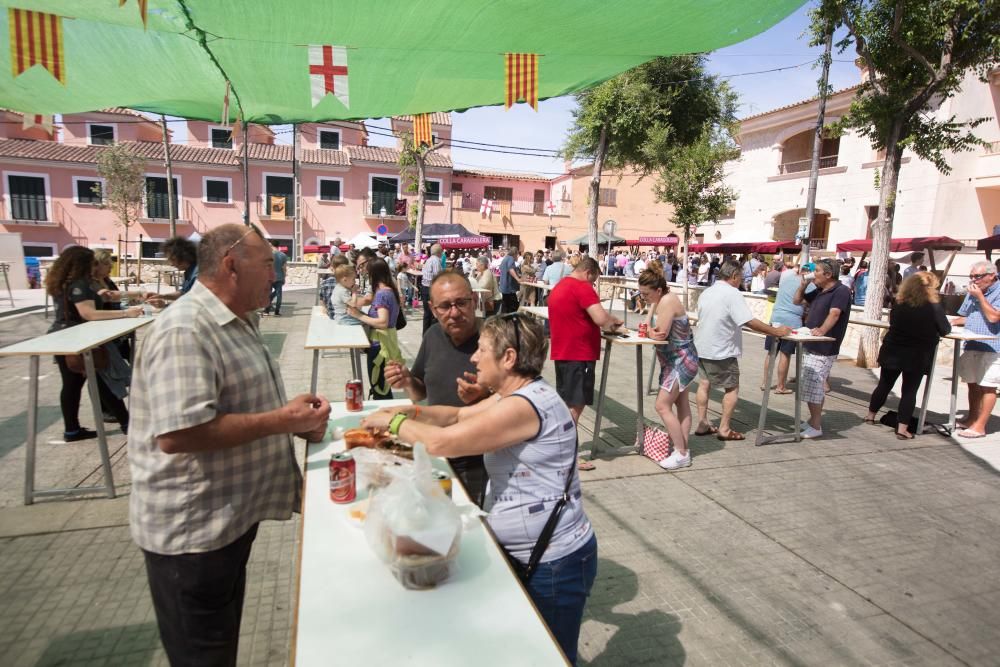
[977,235,1000,251]
[303,244,331,253]
[624,236,680,246]
[439,236,490,249]
[688,242,756,254]
[835,236,964,252]
[753,241,801,254]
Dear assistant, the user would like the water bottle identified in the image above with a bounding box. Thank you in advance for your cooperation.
[142,303,153,318]
[120,292,129,311]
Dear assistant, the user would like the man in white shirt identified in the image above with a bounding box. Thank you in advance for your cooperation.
[694,260,791,440]
[634,255,647,275]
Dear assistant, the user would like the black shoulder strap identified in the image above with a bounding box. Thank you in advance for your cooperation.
[519,434,579,583]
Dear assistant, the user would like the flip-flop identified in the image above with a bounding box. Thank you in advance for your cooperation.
[774,388,794,395]
[577,459,597,471]
[717,430,745,441]
[957,429,986,439]
[694,426,718,436]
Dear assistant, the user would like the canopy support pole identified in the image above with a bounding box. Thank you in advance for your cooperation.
[242,121,250,227]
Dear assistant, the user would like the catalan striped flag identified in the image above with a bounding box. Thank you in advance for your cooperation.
[8,8,66,84]
[412,113,432,147]
[504,53,539,111]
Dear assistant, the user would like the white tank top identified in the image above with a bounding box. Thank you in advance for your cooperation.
[484,379,594,563]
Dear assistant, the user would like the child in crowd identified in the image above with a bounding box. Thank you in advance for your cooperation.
[329,265,363,325]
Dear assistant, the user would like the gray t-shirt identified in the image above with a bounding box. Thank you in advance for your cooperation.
[484,379,593,564]
[693,281,754,360]
[331,284,361,325]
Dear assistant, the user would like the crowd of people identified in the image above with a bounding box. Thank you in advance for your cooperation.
[36,231,1000,666]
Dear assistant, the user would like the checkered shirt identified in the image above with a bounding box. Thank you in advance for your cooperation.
[958,280,1000,352]
[128,282,301,555]
[319,276,338,318]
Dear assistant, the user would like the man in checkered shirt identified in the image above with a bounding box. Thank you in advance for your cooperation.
[128,224,331,666]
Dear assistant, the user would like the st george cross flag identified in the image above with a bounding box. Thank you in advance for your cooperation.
[8,8,66,84]
[480,198,494,218]
[21,113,53,135]
[308,45,349,109]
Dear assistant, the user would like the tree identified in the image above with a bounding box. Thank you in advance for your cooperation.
[398,134,444,252]
[563,55,734,253]
[655,124,740,307]
[94,142,147,277]
[811,0,1000,366]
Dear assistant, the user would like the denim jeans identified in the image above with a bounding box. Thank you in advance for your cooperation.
[526,533,598,665]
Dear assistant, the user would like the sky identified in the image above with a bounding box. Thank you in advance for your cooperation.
[363,1,862,177]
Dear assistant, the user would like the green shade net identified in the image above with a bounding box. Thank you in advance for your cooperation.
[0,0,804,123]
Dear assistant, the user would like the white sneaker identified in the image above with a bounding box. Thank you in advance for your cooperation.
[800,425,823,439]
[658,450,691,470]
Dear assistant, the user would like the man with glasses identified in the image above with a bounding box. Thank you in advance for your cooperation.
[793,258,852,439]
[952,261,1000,437]
[129,223,331,665]
[383,270,490,501]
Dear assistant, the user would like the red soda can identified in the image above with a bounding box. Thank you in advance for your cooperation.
[345,379,363,412]
[638,323,649,338]
[329,452,356,503]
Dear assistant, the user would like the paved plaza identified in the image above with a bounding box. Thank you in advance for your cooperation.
[1,290,999,666]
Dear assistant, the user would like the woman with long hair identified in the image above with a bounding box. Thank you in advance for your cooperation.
[45,246,143,439]
[864,271,951,439]
[472,256,499,316]
[346,258,404,400]
[637,265,699,469]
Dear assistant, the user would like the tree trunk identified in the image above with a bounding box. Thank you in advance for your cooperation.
[681,230,690,310]
[587,124,608,254]
[857,121,905,367]
[414,151,427,252]
[800,26,833,265]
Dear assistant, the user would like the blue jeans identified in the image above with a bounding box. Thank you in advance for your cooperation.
[526,533,598,665]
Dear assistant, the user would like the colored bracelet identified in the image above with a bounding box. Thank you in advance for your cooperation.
[388,413,408,436]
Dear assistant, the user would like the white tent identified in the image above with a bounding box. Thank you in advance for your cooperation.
[346,232,380,249]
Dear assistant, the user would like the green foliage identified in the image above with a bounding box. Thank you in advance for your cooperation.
[94,142,147,228]
[562,55,737,175]
[812,0,999,174]
[654,128,741,236]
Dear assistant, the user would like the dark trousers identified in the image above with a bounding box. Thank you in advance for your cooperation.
[421,285,435,332]
[143,524,259,667]
[500,292,519,315]
[366,346,393,400]
[55,355,129,433]
[869,367,924,430]
[267,280,285,314]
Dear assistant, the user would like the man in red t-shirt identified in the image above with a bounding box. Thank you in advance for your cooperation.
[548,257,623,433]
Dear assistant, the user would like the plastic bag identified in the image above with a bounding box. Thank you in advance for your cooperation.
[364,443,461,589]
[351,446,413,490]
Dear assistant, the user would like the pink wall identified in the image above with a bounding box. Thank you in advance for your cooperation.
[61,112,160,144]
[186,120,274,148]
[0,110,61,142]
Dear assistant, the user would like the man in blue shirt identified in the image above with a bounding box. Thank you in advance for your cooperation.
[498,246,520,314]
[953,261,1000,438]
[265,247,289,315]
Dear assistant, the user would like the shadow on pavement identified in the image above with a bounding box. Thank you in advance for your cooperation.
[582,558,684,666]
[0,405,62,460]
[34,622,160,666]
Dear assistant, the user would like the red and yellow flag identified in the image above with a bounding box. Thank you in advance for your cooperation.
[504,53,539,111]
[8,8,66,84]
[412,113,432,147]
[119,0,149,30]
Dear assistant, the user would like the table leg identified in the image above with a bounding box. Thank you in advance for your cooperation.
[754,343,780,446]
[24,356,39,505]
[315,272,322,305]
[310,350,320,395]
[635,345,646,453]
[589,338,614,457]
[794,342,803,443]
[83,350,116,499]
[949,341,960,433]
[916,341,938,435]
[646,354,657,395]
[621,286,629,328]
[354,350,365,395]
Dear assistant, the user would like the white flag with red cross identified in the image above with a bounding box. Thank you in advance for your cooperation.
[480,198,494,218]
[309,45,349,109]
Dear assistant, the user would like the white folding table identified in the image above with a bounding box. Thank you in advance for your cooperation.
[304,305,370,395]
[0,317,154,504]
[292,400,567,666]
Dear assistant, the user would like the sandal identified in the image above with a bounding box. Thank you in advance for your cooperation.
[577,459,597,471]
[957,429,986,439]
[863,417,877,425]
[694,426,718,436]
[895,432,914,440]
[774,388,794,395]
[717,430,745,441]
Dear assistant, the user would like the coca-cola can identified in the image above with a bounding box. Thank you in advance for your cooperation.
[638,323,649,338]
[329,452,356,503]
[345,379,363,412]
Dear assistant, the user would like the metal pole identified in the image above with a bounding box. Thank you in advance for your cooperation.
[293,123,302,260]
[160,115,177,238]
[242,119,250,226]
[799,24,833,266]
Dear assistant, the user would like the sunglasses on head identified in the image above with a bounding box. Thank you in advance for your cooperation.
[500,312,522,355]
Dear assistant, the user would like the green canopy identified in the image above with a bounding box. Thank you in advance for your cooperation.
[568,231,626,246]
[0,0,804,123]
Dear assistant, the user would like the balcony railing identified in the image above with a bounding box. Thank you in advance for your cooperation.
[808,238,827,250]
[364,194,408,217]
[777,155,839,175]
[455,192,565,216]
[146,192,180,220]
[9,193,47,222]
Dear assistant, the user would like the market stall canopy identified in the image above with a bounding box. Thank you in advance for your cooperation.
[569,231,626,246]
[390,224,480,244]
[625,236,680,246]
[303,244,331,253]
[835,237,964,253]
[345,232,379,249]
[688,241,797,254]
[0,1,805,122]
[753,241,801,254]
[976,235,1000,251]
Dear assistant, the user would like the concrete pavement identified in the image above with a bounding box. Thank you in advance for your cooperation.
[0,289,998,666]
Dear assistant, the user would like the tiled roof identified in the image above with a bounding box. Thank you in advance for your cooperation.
[0,138,242,166]
[347,144,452,168]
[395,112,452,126]
[739,84,862,122]
[301,148,351,166]
[246,143,291,162]
[453,168,549,183]
[98,107,158,121]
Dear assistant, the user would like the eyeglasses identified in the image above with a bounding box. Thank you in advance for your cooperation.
[433,298,472,314]
[969,273,993,280]
[500,312,522,355]
[224,224,262,258]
